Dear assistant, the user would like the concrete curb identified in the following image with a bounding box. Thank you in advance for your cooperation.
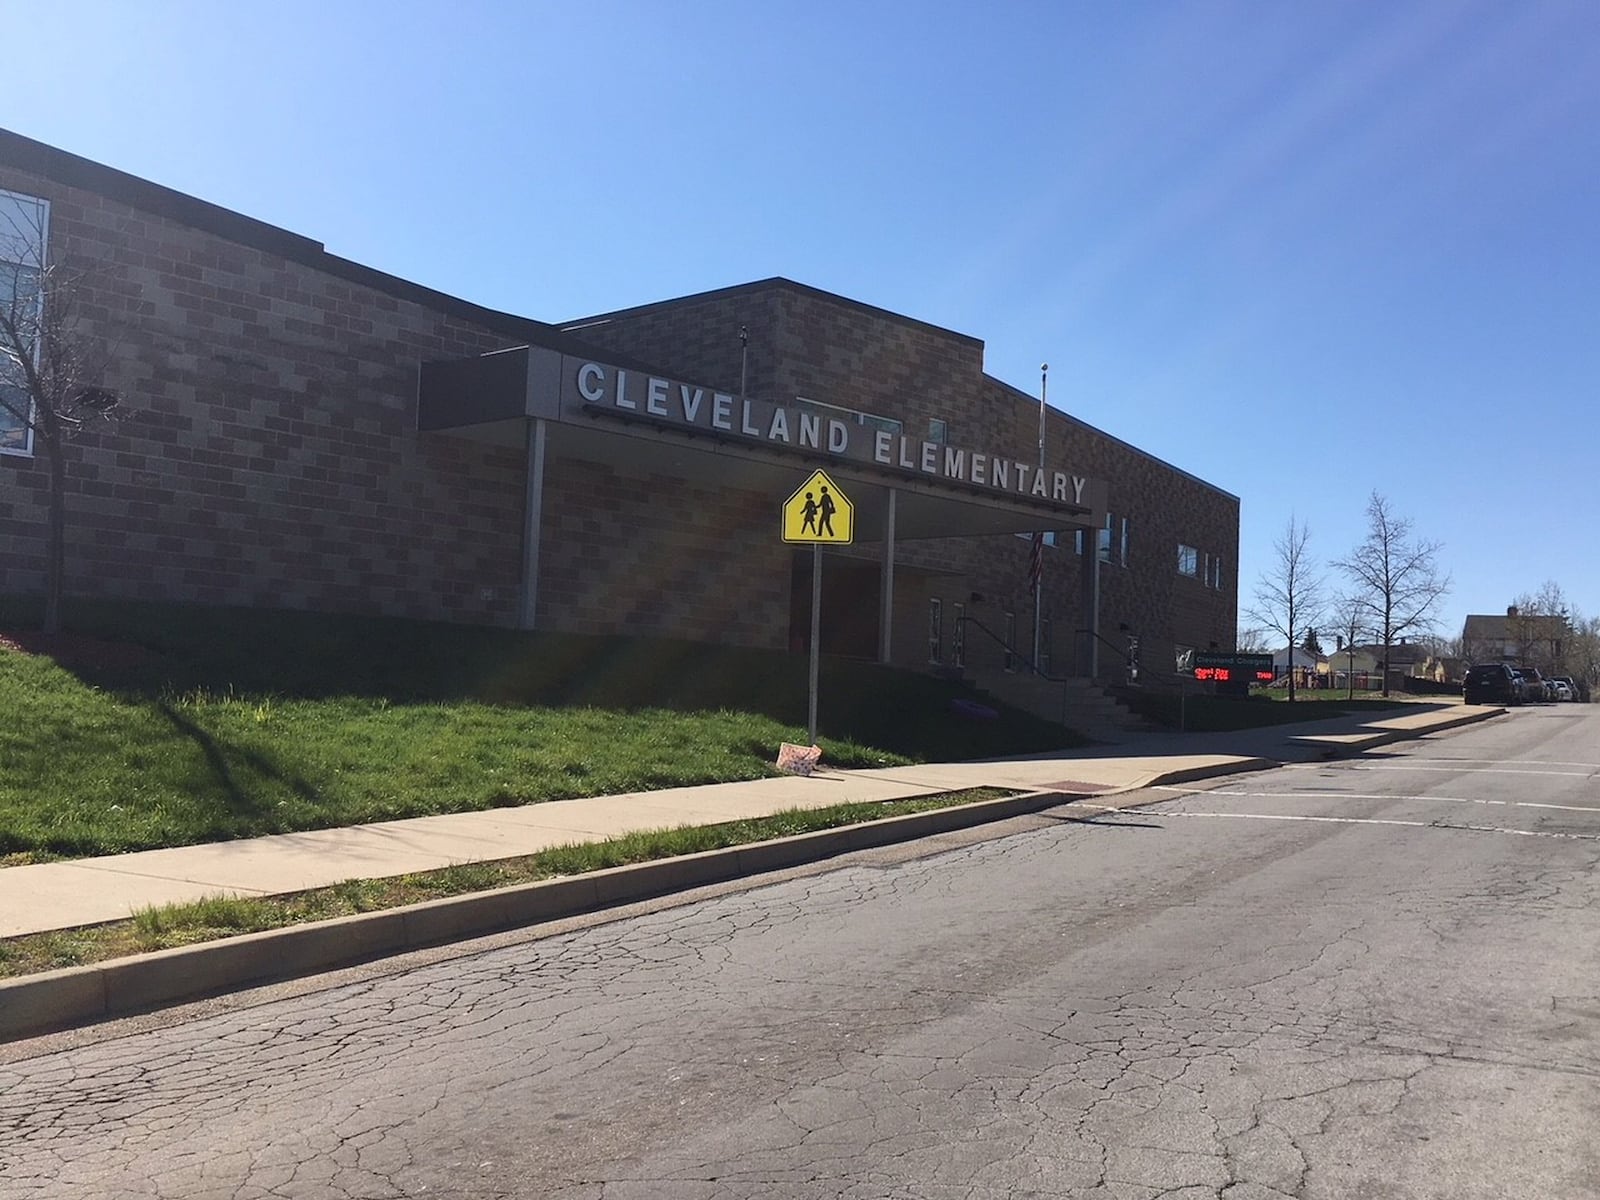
[1354,706,1503,747]
[0,718,1488,1042]
[0,786,1098,1042]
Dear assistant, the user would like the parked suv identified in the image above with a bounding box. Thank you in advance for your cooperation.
[1464,663,1520,705]
[1519,666,1554,703]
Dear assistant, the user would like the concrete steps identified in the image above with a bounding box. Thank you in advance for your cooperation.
[960,667,1159,741]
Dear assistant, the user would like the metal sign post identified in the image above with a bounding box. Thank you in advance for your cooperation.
[808,544,821,743]
[782,469,855,745]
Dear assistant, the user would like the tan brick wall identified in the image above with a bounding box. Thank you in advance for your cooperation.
[569,282,1239,678]
[0,152,1238,669]
[537,453,791,649]
[0,164,530,625]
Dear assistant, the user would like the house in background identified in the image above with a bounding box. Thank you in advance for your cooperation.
[1326,639,1431,691]
[1272,644,1328,688]
[1462,606,1571,675]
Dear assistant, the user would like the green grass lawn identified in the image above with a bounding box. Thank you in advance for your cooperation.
[1119,687,1410,732]
[0,597,1088,859]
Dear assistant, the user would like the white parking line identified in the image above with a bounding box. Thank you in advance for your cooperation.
[1149,811,1600,842]
[1286,758,1600,771]
[1151,786,1600,815]
[1343,765,1598,778]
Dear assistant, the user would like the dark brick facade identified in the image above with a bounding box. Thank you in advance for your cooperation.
[565,283,1239,679]
[0,137,542,626]
[1,130,1237,677]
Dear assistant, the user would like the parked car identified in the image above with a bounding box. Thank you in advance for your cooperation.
[1518,666,1554,703]
[1553,675,1588,702]
[1552,679,1573,701]
[1464,663,1520,705]
[1508,668,1534,704]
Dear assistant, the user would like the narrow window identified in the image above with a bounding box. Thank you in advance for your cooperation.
[0,188,49,457]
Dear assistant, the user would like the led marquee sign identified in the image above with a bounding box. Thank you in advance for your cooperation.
[1190,651,1275,684]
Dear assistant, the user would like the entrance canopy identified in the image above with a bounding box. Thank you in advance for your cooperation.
[418,344,1105,541]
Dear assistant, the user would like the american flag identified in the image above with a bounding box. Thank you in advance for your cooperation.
[1028,531,1044,591]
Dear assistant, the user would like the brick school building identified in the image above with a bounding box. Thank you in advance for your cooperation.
[0,128,1237,684]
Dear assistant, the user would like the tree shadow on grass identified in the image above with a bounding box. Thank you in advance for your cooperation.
[156,700,324,821]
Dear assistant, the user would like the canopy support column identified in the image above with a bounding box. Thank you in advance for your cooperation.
[878,488,897,664]
[518,418,548,630]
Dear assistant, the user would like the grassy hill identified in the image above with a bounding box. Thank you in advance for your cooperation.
[0,597,1087,859]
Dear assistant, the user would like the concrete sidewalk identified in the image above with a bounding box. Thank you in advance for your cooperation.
[2,703,1496,940]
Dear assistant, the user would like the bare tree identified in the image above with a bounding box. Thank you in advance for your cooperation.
[1505,581,1573,675]
[1329,593,1369,699]
[1570,610,1599,700]
[1246,515,1324,701]
[1334,492,1450,697]
[0,193,121,635]
[1235,625,1273,654]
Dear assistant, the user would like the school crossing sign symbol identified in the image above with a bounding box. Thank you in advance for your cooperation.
[782,469,854,544]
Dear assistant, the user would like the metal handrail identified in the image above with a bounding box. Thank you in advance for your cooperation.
[1074,627,1134,669]
[956,614,1063,682]
[957,614,1085,725]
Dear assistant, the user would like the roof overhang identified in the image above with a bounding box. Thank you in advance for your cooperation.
[418,346,1106,542]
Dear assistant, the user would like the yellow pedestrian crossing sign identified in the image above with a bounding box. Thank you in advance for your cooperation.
[783,469,854,544]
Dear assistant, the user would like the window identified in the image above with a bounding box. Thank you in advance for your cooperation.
[0,188,48,457]
[1097,515,1128,566]
[928,418,948,444]
[1209,555,1224,589]
[795,394,903,439]
[1075,529,1086,556]
[927,598,943,663]
[952,602,966,668]
[1003,610,1017,672]
[1178,544,1199,577]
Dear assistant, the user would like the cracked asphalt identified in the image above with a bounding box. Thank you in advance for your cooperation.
[4,705,1599,1198]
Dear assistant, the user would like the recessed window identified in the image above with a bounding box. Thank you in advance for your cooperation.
[928,418,948,444]
[0,188,48,457]
[795,394,903,439]
[1178,544,1199,577]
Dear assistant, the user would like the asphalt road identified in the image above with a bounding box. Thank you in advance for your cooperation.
[4,704,1599,1199]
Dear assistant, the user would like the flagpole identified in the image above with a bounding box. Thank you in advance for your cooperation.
[1033,363,1047,672]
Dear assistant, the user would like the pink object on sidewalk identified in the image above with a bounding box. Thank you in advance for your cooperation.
[776,742,823,776]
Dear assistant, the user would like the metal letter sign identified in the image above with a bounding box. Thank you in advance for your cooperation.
[782,470,854,545]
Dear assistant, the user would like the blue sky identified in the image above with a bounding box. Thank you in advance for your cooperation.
[10,1,1598,642]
